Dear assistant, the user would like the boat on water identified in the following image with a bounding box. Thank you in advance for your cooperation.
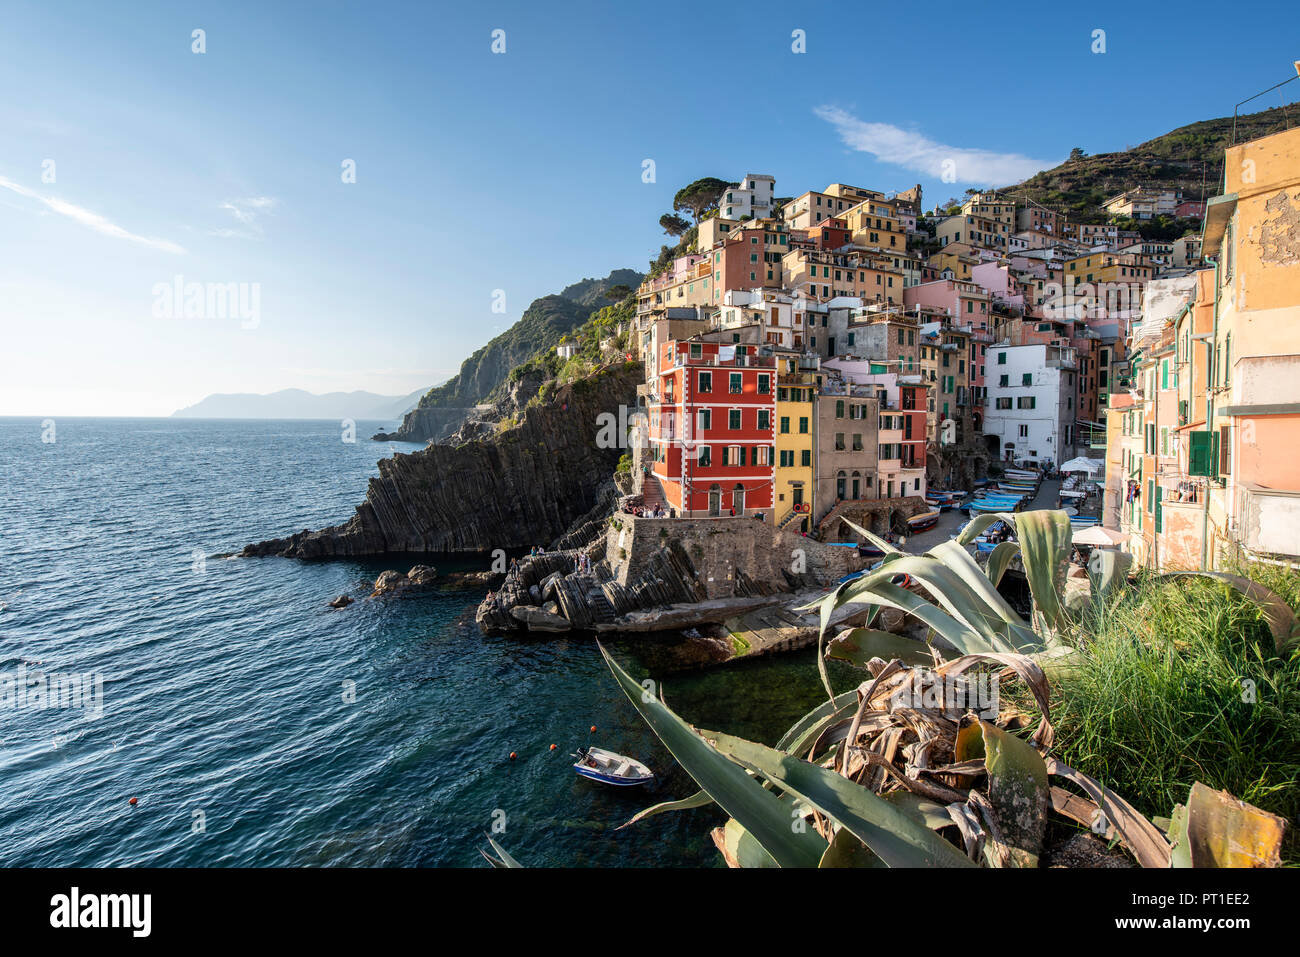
[907,509,941,532]
[573,746,654,787]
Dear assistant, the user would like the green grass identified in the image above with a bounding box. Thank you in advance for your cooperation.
[1013,565,1300,861]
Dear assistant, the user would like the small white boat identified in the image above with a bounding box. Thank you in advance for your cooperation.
[573,746,654,787]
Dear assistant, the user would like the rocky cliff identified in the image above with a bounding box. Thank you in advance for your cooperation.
[243,363,641,558]
[374,269,642,443]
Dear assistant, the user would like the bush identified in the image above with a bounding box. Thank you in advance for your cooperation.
[1012,567,1300,860]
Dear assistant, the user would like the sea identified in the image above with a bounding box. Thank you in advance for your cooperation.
[0,417,852,867]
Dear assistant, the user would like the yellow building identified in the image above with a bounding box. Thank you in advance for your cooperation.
[774,354,818,532]
[1197,123,1300,565]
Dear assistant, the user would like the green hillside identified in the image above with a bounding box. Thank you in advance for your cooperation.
[1003,104,1297,227]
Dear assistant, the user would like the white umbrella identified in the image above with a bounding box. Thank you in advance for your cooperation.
[1060,456,1104,475]
[1072,525,1126,546]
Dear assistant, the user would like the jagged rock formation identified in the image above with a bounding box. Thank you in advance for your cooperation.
[374,269,642,443]
[475,537,710,635]
[242,363,641,558]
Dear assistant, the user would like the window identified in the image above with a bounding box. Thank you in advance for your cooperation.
[799,417,809,433]
[1018,424,1029,438]
[996,397,1011,409]
[757,410,770,431]
[690,343,702,359]
[999,374,1009,387]
[757,374,770,395]
[729,372,742,394]
[801,449,811,467]
[835,432,845,451]
[698,371,712,393]
[852,434,863,451]
[1022,373,1032,386]
[1016,396,1036,409]
[997,352,1007,365]
[697,446,711,466]
[780,416,790,434]
[728,409,741,430]
[835,400,845,418]
[698,409,711,431]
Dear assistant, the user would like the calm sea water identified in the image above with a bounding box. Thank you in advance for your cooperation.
[0,417,849,867]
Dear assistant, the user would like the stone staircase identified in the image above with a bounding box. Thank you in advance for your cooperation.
[639,471,669,512]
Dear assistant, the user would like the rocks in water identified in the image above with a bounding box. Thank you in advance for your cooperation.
[371,570,409,596]
[328,595,354,609]
[509,605,571,633]
[408,565,438,585]
[370,564,440,597]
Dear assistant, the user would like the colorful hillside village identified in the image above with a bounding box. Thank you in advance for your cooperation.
[588,125,1298,571]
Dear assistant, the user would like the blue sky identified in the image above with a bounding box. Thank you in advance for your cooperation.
[2,0,1295,416]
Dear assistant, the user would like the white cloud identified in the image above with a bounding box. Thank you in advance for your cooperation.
[0,175,185,253]
[215,196,278,237]
[814,106,1059,186]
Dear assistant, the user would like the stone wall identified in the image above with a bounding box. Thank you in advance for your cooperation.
[606,515,863,599]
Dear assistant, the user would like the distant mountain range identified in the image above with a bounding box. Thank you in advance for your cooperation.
[172,387,427,421]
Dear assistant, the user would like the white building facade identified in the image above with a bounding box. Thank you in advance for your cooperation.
[721,174,776,221]
[983,342,1078,469]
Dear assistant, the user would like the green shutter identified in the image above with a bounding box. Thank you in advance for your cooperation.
[1188,431,1218,477]
[1155,487,1163,532]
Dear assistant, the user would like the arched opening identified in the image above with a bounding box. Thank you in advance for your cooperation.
[732,483,745,515]
[708,483,721,517]
[851,470,861,500]
[984,433,1000,457]
[836,470,846,500]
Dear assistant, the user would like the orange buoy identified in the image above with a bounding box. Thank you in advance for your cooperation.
[590,725,597,733]
[509,752,517,760]
[549,744,557,751]
[128,797,138,806]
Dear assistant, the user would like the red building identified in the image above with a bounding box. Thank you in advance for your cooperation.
[899,381,928,469]
[649,340,776,516]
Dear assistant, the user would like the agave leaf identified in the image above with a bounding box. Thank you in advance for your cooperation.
[1159,572,1297,654]
[1169,782,1287,868]
[1050,786,1117,841]
[978,720,1048,868]
[986,541,1022,588]
[713,818,779,868]
[836,556,1023,652]
[955,510,1072,633]
[599,643,827,867]
[1167,803,1193,869]
[855,580,1000,655]
[1003,510,1073,633]
[819,826,888,867]
[480,834,522,868]
[839,516,902,555]
[925,539,1042,650]
[618,790,714,830]
[775,690,860,756]
[708,731,976,868]
[1087,548,1133,604]
[940,652,1054,747]
[881,790,958,830]
[955,512,1019,546]
[826,628,935,668]
[1045,757,1171,868]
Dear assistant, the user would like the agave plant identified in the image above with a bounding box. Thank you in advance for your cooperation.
[601,508,1292,868]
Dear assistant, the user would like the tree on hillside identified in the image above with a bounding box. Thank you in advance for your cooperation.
[604,284,632,301]
[1069,147,1088,161]
[659,213,690,236]
[672,177,737,223]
